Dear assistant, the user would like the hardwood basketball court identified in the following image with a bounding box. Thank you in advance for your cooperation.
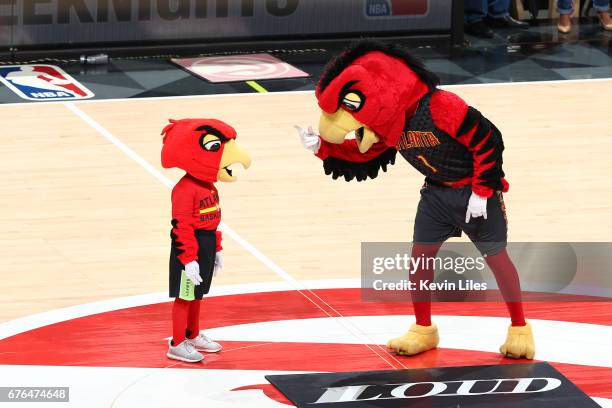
[0,79,610,407]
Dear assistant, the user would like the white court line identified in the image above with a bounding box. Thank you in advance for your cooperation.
[64,103,174,188]
[0,76,611,107]
[63,102,403,369]
[0,279,360,341]
[202,315,612,368]
[0,90,315,107]
[441,76,612,89]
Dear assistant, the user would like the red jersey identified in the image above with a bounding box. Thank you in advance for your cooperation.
[171,174,222,265]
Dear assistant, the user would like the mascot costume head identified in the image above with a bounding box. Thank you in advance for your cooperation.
[161,118,251,182]
[316,40,439,153]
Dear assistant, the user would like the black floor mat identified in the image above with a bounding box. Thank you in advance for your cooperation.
[266,362,598,408]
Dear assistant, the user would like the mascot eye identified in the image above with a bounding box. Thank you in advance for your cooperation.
[202,140,222,152]
[341,91,364,112]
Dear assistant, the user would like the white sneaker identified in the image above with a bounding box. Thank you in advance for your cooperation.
[167,339,204,363]
[186,331,222,353]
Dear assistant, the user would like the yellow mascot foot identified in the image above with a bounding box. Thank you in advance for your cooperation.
[387,323,439,356]
[499,321,535,359]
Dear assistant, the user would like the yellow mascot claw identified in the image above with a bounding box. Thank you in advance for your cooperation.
[387,323,439,356]
[499,321,535,359]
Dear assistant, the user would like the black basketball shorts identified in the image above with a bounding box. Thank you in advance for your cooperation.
[413,184,508,256]
[169,229,216,299]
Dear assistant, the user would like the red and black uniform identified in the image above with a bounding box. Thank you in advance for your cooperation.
[161,118,238,345]
[316,88,509,255]
[316,89,508,196]
[400,90,509,256]
[169,174,223,298]
[398,90,507,198]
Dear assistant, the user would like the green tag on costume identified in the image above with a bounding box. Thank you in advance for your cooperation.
[179,270,195,301]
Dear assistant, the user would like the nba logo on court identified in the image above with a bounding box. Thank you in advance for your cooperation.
[0,64,94,101]
[365,0,429,17]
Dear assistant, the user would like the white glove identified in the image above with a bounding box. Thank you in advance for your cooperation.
[465,192,488,223]
[184,261,202,285]
[294,125,321,154]
[213,251,223,277]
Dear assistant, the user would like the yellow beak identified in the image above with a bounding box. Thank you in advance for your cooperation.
[218,139,251,182]
[319,110,379,153]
